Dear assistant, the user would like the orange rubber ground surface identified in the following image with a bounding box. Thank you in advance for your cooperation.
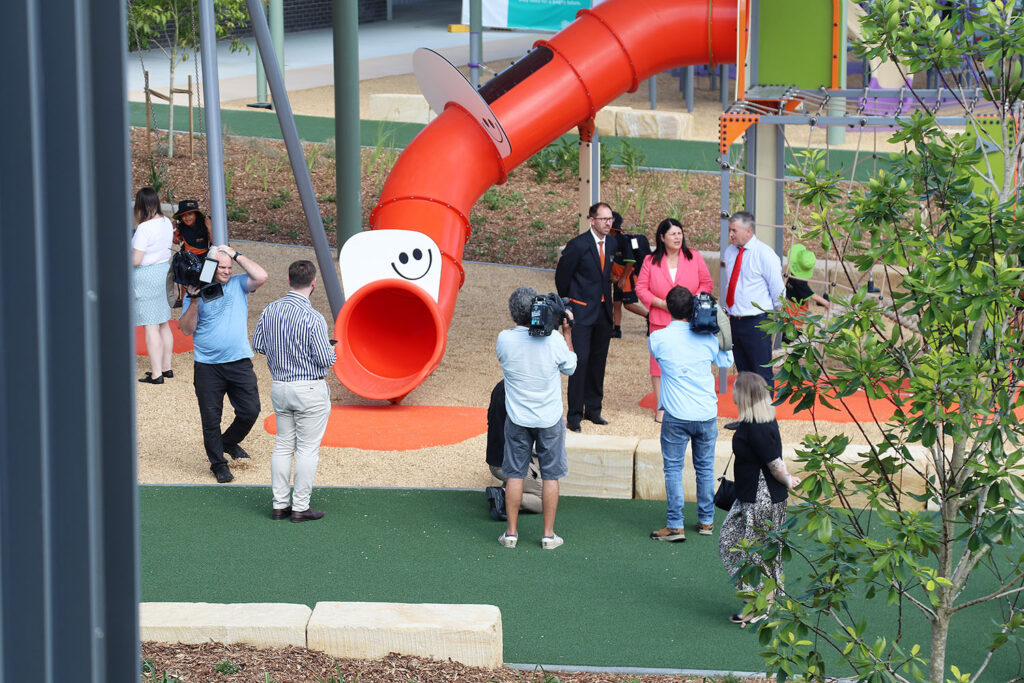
[134,319,193,355]
[264,404,488,451]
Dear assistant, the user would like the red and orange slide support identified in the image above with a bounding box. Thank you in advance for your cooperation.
[335,0,739,401]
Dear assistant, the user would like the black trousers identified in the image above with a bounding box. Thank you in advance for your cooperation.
[193,358,261,471]
[566,313,612,423]
[729,314,774,388]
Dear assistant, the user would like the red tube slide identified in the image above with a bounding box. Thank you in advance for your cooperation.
[335,0,739,401]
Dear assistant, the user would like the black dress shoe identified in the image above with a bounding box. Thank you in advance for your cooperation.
[291,508,325,523]
[227,444,251,460]
[583,413,609,425]
[138,372,164,384]
[163,369,174,379]
[485,486,507,521]
[271,506,292,520]
[567,421,581,433]
[214,467,234,484]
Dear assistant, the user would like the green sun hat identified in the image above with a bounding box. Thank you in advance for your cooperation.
[788,243,816,280]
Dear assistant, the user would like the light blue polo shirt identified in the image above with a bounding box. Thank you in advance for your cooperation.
[496,326,577,428]
[182,274,254,364]
[649,320,733,421]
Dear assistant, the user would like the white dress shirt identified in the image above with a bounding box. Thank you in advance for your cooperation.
[722,235,784,316]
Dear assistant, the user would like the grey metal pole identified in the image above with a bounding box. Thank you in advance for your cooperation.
[683,66,694,112]
[720,64,729,109]
[254,1,268,105]
[333,0,362,252]
[718,159,731,394]
[270,0,284,89]
[246,0,345,317]
[197,0,229,245]
[648,75,656,109]
[470,0,482,88]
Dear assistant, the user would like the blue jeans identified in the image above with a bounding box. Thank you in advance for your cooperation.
[660,414,718,527]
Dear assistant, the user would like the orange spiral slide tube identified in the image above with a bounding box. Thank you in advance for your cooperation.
[335,0,739,401]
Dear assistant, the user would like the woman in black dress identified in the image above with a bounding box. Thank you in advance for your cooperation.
[719,372,800,626]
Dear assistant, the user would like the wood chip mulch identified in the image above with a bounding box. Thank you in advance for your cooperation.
[142,642,767,682]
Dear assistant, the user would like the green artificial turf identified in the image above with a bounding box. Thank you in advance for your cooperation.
[140,486,1018,677]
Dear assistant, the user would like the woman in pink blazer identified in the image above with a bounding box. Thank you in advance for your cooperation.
[635,217,714,421]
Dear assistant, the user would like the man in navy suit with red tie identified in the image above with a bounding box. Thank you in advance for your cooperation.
[555,202,618,432]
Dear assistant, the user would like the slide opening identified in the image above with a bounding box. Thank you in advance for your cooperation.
[349,287,440,378]
[334,279,446,400]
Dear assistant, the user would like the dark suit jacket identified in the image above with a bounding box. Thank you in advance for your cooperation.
[555,230,616,327]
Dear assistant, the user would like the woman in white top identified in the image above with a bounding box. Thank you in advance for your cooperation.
[132,186,174,384]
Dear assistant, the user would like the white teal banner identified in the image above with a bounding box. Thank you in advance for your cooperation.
[461,0,604,31]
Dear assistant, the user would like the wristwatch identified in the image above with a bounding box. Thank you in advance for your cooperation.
[232,251,242,262]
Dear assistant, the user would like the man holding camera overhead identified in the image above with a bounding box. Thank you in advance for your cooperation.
[495,286,576,550]
[179,245,268,483]
[555,201,618,432]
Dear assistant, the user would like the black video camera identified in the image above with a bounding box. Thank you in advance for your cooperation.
[529,293,572,337]
[171,248,223,301]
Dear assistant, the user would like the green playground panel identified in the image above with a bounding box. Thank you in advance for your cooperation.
[757,0,840,89]
[969,117,1016,195]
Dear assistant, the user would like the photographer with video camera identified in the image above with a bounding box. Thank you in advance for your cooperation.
[495,286,576,550]
[179,244,268,483]
[648,286,733,543]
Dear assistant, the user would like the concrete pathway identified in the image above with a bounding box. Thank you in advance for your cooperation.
[126,0,545,103]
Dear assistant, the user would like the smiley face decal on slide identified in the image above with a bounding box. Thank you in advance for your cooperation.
[339,230,442,302]
[391,247,433,281]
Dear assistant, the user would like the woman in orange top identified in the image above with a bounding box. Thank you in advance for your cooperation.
[636,217,714,421]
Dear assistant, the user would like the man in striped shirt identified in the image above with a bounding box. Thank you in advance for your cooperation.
[252,260,337,523]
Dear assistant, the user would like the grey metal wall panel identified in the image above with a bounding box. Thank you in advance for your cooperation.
[0,0,139,679]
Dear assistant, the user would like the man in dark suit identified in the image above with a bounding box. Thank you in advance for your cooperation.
[555,202,617,432]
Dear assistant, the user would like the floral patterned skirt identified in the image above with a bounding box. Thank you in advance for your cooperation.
[718,470,787,592]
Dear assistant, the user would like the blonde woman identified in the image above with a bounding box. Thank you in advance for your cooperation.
[132,187,174,384]
[719,372,800,626]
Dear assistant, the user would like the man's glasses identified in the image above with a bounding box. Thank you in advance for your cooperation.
[593,216,614,222]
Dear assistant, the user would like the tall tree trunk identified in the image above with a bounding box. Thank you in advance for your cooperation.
[167,57,176,158]
[929,607,951,683]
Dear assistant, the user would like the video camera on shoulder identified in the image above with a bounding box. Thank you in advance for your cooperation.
[171,246,223,301]
[529,293,573,337]
[690,292,720,335]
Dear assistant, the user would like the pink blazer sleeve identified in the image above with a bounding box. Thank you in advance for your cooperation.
[635,254,655,309]
[695,250,713,294]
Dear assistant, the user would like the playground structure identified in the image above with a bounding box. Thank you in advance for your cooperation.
[180,0,1019,403]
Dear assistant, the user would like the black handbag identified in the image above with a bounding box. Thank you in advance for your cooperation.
[714,452,736,511]
[714,477,736,511]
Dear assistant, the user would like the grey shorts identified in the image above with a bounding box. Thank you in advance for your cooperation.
[502,416,568,480]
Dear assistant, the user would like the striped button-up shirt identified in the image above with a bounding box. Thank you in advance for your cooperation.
[252,291,336,382]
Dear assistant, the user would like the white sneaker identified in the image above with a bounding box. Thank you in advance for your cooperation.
[541,534,564,550]
[498,531,518,548]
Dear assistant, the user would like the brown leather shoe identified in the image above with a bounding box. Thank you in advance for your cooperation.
[650,526,686,542]
[271,506,292,520]
[291,508,325,523]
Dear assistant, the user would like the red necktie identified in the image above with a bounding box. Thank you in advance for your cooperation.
[726,246,744,308]
[599,240,605,301]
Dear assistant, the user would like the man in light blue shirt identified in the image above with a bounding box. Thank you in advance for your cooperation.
[648,286,733,542]
[495,287,576,550]
[180,245,268,483]
[722,211,784,389]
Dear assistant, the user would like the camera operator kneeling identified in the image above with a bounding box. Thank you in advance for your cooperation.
[495,287,576,551]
